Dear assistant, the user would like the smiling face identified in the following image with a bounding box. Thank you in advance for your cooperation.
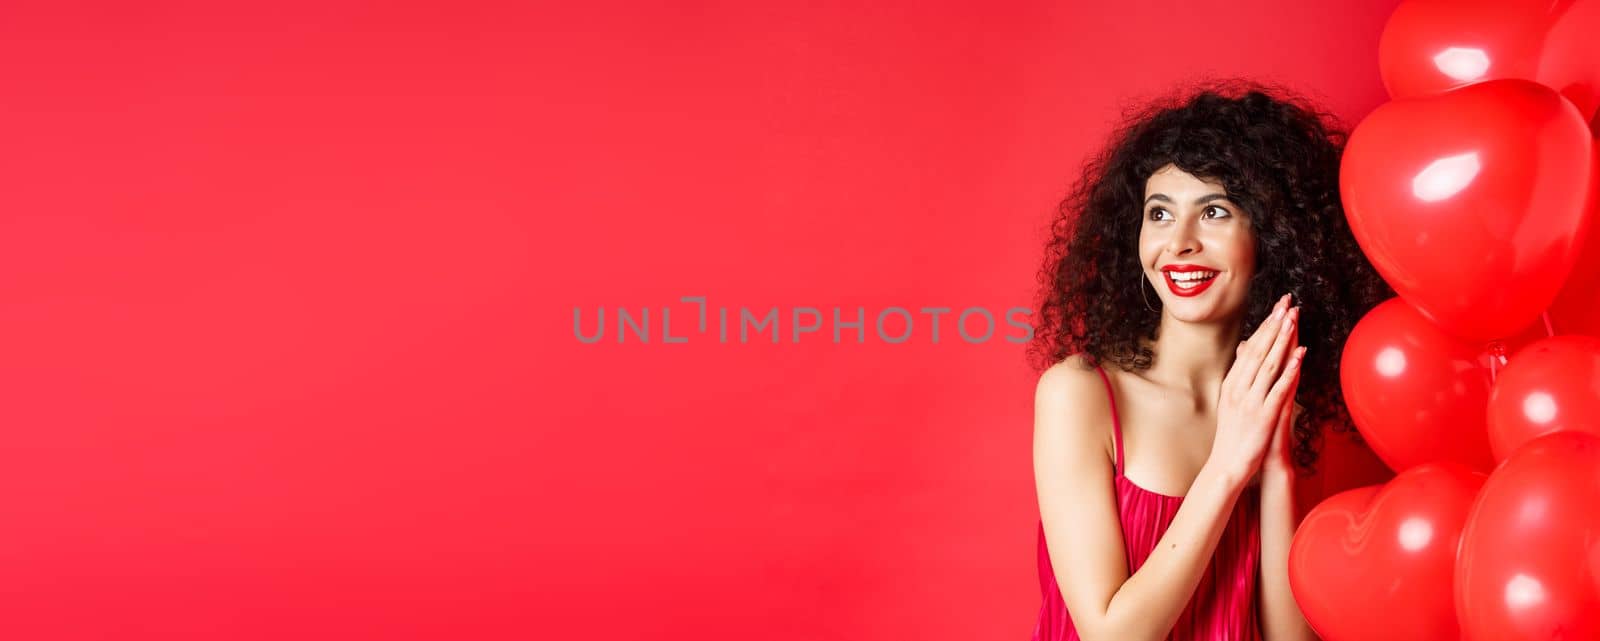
[1138,164,1257,322]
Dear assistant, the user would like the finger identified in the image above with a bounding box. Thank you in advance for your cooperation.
[1229,294,1291,393]
[1226,293,1290,395]
[1252,306,1296,391]
[1251,306,1299,397]
[1264,345,1307,418]
[1247,294,1292,353]
[1235,300,1286,394]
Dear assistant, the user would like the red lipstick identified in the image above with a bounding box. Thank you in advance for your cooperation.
[1160,264,1220,298]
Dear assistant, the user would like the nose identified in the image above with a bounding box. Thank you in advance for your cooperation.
[1166,224,1201,257]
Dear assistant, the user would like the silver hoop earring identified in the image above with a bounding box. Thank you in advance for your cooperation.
[1140,275,1161,313]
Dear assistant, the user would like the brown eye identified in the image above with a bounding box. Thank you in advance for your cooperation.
[1204,205,1232,219]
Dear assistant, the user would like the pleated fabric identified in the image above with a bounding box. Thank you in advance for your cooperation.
[1031,364,1261,641]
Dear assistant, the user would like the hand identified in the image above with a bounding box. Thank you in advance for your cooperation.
[1265,327,1305,477]
[1210,293,1307,485]
[1265,397,1303,478]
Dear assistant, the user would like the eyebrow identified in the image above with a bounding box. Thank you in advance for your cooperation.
[1145,193,1230,206]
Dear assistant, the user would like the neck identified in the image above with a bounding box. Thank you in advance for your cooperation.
[1142,309,1245,400]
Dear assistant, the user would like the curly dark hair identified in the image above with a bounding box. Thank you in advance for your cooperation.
[1026,79,1394,475]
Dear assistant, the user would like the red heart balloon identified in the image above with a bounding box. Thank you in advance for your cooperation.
[1290,462,1486,641]
[1341,298,1506,473]
[1341,79,1595,342]
[1487,335,1600,461]
[1548,181,1600,336]
[1457,431,1600,641]
[1380,0,1600,118]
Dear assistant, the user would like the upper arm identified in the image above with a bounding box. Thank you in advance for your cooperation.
[1033,355,1130,641]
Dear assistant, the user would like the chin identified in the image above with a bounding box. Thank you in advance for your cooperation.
[1162,291,1246,324]
[1167,304,1224,323]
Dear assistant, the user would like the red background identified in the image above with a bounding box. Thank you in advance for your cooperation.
[0,1,1397,639]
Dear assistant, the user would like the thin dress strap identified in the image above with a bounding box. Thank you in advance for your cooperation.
[1093,364,1125,474]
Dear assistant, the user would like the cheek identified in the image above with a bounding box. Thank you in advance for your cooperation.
[1235,242,1258,278]
[1222,230,1256,269]
[1234,239,1255,266]
[1137,231,1161,264]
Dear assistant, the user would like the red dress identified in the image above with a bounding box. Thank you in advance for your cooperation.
[1031,364,1261,641]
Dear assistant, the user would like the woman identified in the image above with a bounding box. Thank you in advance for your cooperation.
[1025,81,1392,641]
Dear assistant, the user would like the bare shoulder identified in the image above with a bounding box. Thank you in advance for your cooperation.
[1035,353,1103,404]
[1034,354,1115,463]
[1033,355,1128,628]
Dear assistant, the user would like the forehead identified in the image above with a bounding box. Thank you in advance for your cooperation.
[1144,164,1227,196]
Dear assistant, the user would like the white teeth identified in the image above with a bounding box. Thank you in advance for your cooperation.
[1168,270,1218,282]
